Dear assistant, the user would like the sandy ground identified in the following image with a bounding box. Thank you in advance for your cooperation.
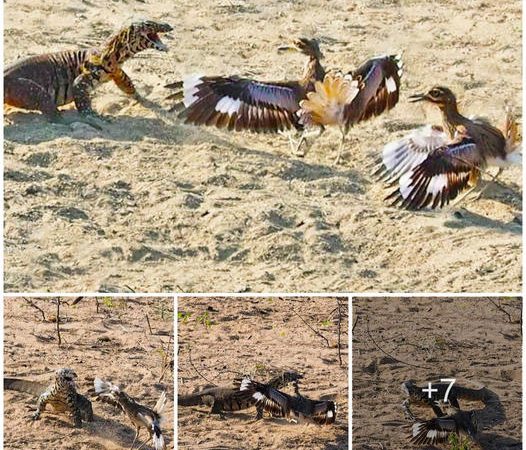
[3,296,174,450]
[177,296,349,449]
[4,0,522,293]
[352,297,522,449]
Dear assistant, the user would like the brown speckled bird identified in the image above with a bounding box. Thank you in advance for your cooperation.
[239,376,336,425]
[166,37,325,136]
[375,86,521,209]
[166,41,403,163]
[407,402,479,446]
[299,54,403,163]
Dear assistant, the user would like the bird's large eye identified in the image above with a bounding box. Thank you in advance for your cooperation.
[429,89,441,97]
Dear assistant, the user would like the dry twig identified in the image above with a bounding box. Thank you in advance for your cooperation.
[146,314,154,335]
[55,298,62,346]
[290,306,330,348]
[71,297,84,306]
[352,315,359,332]
[337,299,343,366]
[365,316,431,370]
[188,347,215,385]
[22,297,46,321]
[488,298,513,323]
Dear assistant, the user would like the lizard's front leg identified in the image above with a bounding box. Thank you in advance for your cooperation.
[112,68,137,96]
[72,68,109,128]
[33,391,51,420]
[65,392,83,428]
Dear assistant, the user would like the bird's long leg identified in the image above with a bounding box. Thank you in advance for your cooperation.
[450,185,479,208]
[452,167,505,208]
[334,127,346,165]
[466,168,504,204]
[130,428,140,449]
[401,400,417,422]
[279,130,300,155]
[291,126,326,157]
[450,169,482,208]
[294,131,307,157]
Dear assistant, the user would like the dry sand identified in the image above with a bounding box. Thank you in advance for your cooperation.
[3,296,174,450]
[4,0,522,293]
[177,296,349,449]
[352,296,522,449]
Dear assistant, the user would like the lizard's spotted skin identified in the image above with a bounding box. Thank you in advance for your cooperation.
[4,20,172,127]
[6,368,93,428]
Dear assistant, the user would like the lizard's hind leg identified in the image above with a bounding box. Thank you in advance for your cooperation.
[5,77,61,120]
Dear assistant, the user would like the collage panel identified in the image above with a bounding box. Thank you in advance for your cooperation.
[177,296,349,449]
[352,296,522,449]
[3,296,174,450]
[3,0,521,295]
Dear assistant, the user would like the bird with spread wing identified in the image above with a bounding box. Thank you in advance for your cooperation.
[375,86,521,209]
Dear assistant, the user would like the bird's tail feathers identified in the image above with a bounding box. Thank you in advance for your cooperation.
[154,391,167,415]
[299,73,359,126]
[503,104,520,153]
[152,420,166,450]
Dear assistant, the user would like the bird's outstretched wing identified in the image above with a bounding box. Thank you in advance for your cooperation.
[311,400,337,425]
[374,125,449,183]
[386,136,482,209]
[239,377,290,417]
[345,54,403,124]
[168,75,303,132]
[410,416,457,445]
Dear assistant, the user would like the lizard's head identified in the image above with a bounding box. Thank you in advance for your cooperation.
[278,37,323,60]
[282,371,303,383]
[401,380,418,396]
[56,368,78,384]
[409,86,457,110]
[126,20,173,53]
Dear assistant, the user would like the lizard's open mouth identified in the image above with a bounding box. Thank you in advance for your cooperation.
[145,24,172,52]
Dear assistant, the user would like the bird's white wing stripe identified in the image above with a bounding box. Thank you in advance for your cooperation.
[253,392,266,401]
[385,76,397,93]
[399,172,414,200]
[387,152,427,182]
[412,422,424,436]
[426,173,448,196]
[240,377,252,391]
[183,74,204,107]
[215,96,242,115]
[381,125,448,180]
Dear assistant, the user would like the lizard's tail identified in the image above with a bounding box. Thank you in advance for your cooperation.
[4,378,46,396]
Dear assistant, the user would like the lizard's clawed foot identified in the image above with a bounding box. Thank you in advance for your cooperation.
[133,93,159,111]
[50,114,102,131]
[132,91,147,104]
[78,112,111,130]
